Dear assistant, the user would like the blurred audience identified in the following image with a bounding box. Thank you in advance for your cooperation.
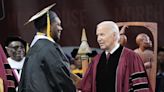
[71,48,83,78]
[156,47,164,92]
[70,48,97,78]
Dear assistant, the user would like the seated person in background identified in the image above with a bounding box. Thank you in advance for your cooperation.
[71,48,98,78]
[5,36,26,82]
[134,33,154,77]
[71,48,83,78]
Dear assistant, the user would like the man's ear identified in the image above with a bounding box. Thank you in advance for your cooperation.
[5,46,9,50]
[5,47,12,55]
[113,32,118,40]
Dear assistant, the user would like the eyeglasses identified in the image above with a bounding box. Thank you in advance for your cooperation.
[7,46,25,51]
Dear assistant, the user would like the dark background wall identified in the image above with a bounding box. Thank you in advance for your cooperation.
[0,0,164,49]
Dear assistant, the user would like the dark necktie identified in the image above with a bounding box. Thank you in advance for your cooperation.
[17,69,20,73]
[106,53,110,61]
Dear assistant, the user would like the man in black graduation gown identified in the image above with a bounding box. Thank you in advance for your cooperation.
[18,4,76,92]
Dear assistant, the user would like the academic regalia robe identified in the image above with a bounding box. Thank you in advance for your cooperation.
[78,47,152,92]
[18,39,76,92]
[0,45,16,92]
[8,57,25,82]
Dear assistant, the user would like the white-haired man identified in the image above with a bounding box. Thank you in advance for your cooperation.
[78,21,152,92]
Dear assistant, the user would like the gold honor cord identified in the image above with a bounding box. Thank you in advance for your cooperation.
[26,43,29,53]
[47,12,51,39]
[0,78,4,92]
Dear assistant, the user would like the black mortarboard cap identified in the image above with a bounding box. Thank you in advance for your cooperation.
[5,36,26,47]
[86,50,98,57]
[71,48,78,58]
[25,3,57,38]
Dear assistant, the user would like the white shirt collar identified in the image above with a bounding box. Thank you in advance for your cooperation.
[106,43,120,55]
[30,33,55,47]
[7,57,25,69]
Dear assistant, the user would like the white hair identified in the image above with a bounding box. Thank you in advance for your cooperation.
[97,21,120,41]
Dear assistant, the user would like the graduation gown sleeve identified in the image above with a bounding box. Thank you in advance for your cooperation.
[40,44,76,92]
[116,48,153,92]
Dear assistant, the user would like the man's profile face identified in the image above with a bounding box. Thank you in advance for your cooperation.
[50,16,62,42]
[6,41,25,61]
[96,25,114,51]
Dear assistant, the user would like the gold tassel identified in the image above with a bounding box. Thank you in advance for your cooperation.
[47,12,51,39]
[26,43,29,53]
